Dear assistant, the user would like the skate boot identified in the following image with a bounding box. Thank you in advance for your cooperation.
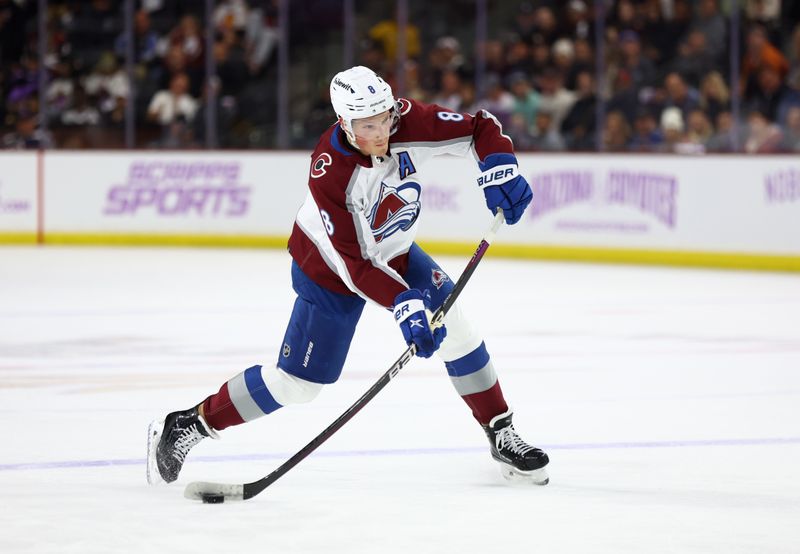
[146,406,218,485]
[484,409,549,485]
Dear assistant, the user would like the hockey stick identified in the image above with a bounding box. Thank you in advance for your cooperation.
[184,210,505,503]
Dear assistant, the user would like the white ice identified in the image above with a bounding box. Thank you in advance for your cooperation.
[1,245,799,554]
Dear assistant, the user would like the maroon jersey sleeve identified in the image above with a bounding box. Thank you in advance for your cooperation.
[392,98,515,162]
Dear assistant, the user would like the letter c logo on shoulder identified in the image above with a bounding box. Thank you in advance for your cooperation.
[311,153,333,179]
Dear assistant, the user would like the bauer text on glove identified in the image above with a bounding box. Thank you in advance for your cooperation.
[477,153,533,225]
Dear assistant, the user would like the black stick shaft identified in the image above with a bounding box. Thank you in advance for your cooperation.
[236,212,504,499]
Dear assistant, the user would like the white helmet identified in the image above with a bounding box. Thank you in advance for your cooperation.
[330,66,397,139]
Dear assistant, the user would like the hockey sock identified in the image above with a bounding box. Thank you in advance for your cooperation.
[202,365,284,431]
[461,380,509,426]
[444,342,509,425]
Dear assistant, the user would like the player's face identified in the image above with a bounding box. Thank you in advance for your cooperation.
[350,110,392,156]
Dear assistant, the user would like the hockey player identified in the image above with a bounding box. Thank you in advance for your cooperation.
[147,66,549,487]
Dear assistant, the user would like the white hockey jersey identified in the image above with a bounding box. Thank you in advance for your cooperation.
[287,98,514,308]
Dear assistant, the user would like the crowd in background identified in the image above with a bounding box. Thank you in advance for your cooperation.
[1,0,279,148]
[2,0,800,152]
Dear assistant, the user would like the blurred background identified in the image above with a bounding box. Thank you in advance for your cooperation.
[2,0,799,153]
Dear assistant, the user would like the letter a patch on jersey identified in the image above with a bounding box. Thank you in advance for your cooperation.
[368,181,421,243]
[397,151,417,180]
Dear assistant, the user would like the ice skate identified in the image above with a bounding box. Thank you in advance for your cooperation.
[484,410,549,485]
[147,406,218,485]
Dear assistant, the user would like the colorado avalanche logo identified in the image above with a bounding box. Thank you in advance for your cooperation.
[368,181,421,242]
[431,268,449,289]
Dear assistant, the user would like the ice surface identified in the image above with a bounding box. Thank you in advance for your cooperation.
[1,246,799,553]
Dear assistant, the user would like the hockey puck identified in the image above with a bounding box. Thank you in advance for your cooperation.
[201,494,225,504]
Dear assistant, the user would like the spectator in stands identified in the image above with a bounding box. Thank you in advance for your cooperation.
[82,52,129,125]
[532,5,559,46]
[744,109,783,153]
[567,38,594,90]
[45,62,75,119]
[214,30,249,98]
[505,39,533,77]
[422,36,465,98]
[602,109,631,152]
[608,0,643,36]
[460,82,477,114]
[529,110,565,151]
[628,108,663,152]
[787,24,800,86]
[147,72,198,129]
[552,38,576,82]
[115,9,161,70]
[745,0,782,31]
[670,30,716,87]
[699,71,731,124]
[563,0,592,41]
[66,0,121,70]
[400,60,427,102]
[663,71,702,119]
[60,84,101,127]
[561,69,597,151]
[686,108,714,148]
[537,66,577,134]
[6,55,38,109]
[368,14,421,61]
[780,106,800,151]
[506,113,537,151]
[691,0,726,62]
[430,69,465,113]
[640,0,680,67]
[511,1,538,45]
[529,34,552,76]
[508,72,540,134]
[659,106,686,153]
[244,2,278,76]
[472,73,514,128]
[706,110,736,152]
[162,14,204,90]
[481,40,507,77]
[741,24,789,97]
[615,30,657,92]
[157,42,201,97]
[213,0,248,33]
[2,111,52,149]
[746,65,800,125]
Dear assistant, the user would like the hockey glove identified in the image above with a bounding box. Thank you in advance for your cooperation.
[477,153,533,225]
[393,289,447,358]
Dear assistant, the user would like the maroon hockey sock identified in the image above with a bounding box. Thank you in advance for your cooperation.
[461,380,509,426]
[201,382,245,431]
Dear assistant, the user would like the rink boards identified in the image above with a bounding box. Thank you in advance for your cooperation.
[1,150,798,271]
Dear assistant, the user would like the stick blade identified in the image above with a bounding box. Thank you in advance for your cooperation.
[184,481,245,502]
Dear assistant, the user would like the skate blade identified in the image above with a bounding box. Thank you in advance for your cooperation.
[146,419,166,485]
[499,463,549,486]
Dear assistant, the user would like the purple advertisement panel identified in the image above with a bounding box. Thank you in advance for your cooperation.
[104,160,251,218]
[529,168,678,233]
[44,152,312,235]
[764,168,800,204]
[0,153,37,234]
